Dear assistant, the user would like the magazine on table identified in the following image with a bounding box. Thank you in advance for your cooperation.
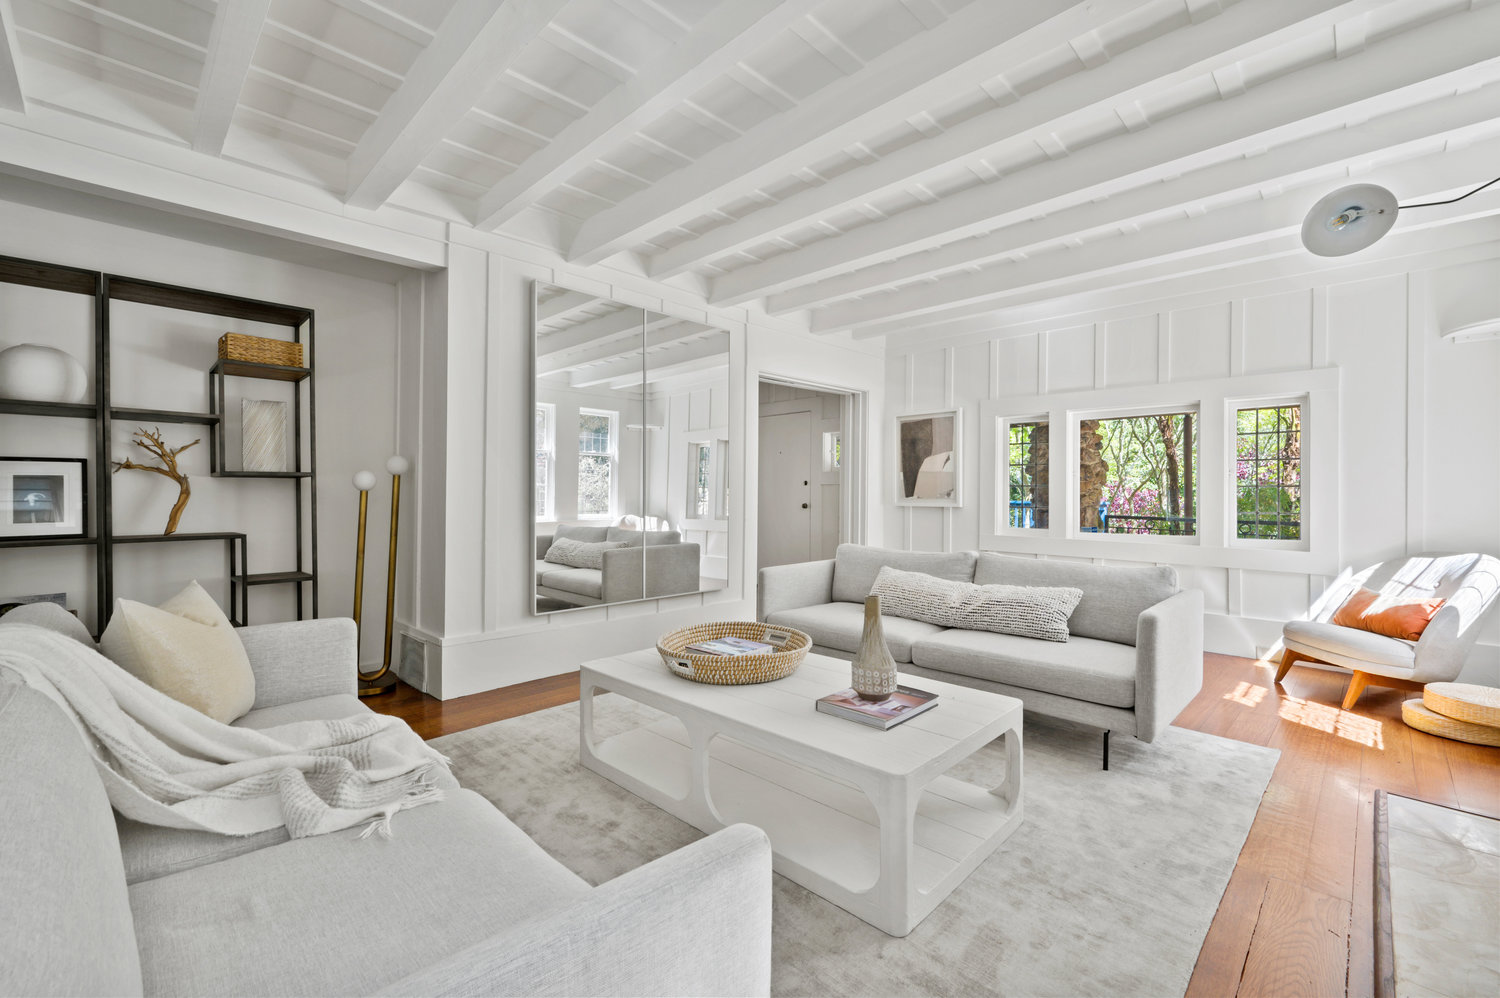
[816,686,939,729]
[684,635,776,657]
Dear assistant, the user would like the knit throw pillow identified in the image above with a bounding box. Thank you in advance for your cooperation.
[1331,586,1445,641]
[545,535,628,571]
[871,565,1084,642]
[98,581,255,723]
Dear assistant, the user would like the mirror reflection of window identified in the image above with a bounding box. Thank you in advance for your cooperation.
[534,404,554,521]
[690,442,711,518]
[578,409,617,519]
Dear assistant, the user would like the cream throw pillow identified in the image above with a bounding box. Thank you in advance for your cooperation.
[99,581,255,723]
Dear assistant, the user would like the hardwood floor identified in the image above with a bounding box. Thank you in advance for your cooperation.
[368,652,1500,997]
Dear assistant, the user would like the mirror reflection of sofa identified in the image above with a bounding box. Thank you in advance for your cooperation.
[535,523,701,607]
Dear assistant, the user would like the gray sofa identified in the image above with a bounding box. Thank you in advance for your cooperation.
[759,544,1203,758]
[536,523,701,606]
[0,610,772,997]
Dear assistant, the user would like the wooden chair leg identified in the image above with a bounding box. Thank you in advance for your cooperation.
[1275,648,1312,684]
[1341,671,1372,711]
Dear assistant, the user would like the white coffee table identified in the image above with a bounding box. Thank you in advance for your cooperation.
[579,649,1024,936]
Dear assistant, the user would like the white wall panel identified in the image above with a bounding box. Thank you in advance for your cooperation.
[994,334,1039,396]
[1045,324,1094,393]
[1168,302,1231,382]
[1243,288,1313,374]
[1175,564,1230,616]
[1240,569,1310,622]
[1102,314,1159,388]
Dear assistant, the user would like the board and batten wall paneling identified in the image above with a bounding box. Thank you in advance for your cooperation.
[884,247,1500,684]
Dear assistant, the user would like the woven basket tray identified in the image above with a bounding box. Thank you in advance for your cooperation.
[218,333,304,368]
[1402,699,1500,747]
[658,621,811,685]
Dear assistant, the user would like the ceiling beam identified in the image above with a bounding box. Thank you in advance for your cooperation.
[537,315,703,375]
[537,289,605,326]
[0,0,26,112]
[815,140,1500,333]
[711,2,1500,309]
[473,0,808,230]
[191,0,272,155]
[646,0,1366,282]
[344,0,568,210]
[771,78,1500,316]
[570,332,729,388]
[565,0,1124,265]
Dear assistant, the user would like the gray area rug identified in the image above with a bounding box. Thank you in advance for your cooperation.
[432,700,1278,997]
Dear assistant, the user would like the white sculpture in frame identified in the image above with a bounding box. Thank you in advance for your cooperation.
[895,409,961,506]
[241,400,288,473]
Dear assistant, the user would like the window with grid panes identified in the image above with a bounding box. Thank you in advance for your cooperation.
[1235,405,1301,539]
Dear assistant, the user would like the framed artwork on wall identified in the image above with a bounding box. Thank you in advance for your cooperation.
[0,457,87,539]
[895,411,961,507]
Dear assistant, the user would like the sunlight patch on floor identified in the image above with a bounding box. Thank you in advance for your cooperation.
[1224,681,1268,708]
[1277,695,1385,748]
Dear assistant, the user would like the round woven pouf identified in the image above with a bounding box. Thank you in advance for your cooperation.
[1423,682,1500,728]
[1402,699,1500,747]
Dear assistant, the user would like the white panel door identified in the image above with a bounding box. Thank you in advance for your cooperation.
[758,410,813,569]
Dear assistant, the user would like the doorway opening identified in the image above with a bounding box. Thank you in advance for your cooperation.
[757,377,865,571]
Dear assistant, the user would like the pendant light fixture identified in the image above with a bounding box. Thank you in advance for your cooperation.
[1300,175,1500,256]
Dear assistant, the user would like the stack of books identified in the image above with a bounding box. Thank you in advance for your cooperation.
[815,686,939,729]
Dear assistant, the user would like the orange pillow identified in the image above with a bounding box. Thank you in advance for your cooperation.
[1331,587,1445,641]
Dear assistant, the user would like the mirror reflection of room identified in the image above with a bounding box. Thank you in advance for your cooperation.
[533,283,730,615]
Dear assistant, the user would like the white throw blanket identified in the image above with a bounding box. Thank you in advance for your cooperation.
[0,624,448,839]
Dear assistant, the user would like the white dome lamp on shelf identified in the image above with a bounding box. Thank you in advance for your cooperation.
[1300,174,1500,257]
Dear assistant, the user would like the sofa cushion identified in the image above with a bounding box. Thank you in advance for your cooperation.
[554,522,611,543]
[911,628,1137,708]
[607,526,682,546]
[129,790,590,997]
[870,566,1084,642]
[765,601,945,663]
[117,695,460,886]
[99,581,256,723]
[1283,619,1417,672]
[974,553,1177,646]
[545,535,628,570]
[1,599,96,646]
[831,543,977,604]
[0,677,144,997]
[540,567,604,599]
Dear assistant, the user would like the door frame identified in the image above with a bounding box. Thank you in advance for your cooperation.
[756,376,867,561]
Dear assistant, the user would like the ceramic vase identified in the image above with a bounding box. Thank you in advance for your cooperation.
[0,344,88,403]
[852,594,899,701]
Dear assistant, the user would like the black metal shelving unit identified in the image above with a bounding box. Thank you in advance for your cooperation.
[0,252,316,634]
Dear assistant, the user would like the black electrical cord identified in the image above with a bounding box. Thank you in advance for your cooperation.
[1398,174,1500,210]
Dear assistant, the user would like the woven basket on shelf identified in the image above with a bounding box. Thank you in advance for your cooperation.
[1402,699,1500,747]
[218,333,303,368]
[658,621,811,685]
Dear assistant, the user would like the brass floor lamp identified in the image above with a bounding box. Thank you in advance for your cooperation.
[352,457,406,697]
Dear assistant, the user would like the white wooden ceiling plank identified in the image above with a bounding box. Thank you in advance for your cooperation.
[0,0,24,112]
[814,138,1500,332]
[20,27,199,99]
[344,0,569,210]
[540,317,711,375]
[259,22,403,89]
[570,332,729,388]
[46,0,207,55]
[768,80,1500,314]
[326,0,431,46]
[789,16,863,76]
[543,23,636,84]
[473,0,807,231]
[708,3,1500,306]
[192,0,272,154]
[565,0,1129,266]
[647,0,1365,280]
[247,64,381,119]
[538,288,605,323]
[897,0,948,31]
[608,0,690,37]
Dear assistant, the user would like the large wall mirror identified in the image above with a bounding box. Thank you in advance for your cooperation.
[532,282,731,614]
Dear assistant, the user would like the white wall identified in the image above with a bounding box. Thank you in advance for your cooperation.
[885,241,1500,684]
[0,189,410,669]
[396,230,886,698]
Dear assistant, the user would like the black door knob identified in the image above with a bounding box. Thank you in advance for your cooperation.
[801,503,809,509]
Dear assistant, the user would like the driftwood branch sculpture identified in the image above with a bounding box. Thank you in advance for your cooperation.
[112,426,200,535]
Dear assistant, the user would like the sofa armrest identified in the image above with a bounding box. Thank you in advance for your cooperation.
[1133,589,1204,742]
[375,823,772,998]
[757,559,835,621]
[237,618,357,709]
[599,546,645,604]
[645,542,701,597]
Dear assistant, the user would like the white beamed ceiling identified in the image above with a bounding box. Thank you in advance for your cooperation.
[1,0,1496,341]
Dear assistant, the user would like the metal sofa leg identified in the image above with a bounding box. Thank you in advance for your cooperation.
[1102,730,1110,771]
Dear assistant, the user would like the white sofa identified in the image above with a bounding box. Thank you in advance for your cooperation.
[0,609,772,997]
[536,523,701,606]
[759,544,1204,766]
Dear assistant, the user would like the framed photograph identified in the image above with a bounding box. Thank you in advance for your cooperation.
[0,457,88,539]
[895,411,961,507]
